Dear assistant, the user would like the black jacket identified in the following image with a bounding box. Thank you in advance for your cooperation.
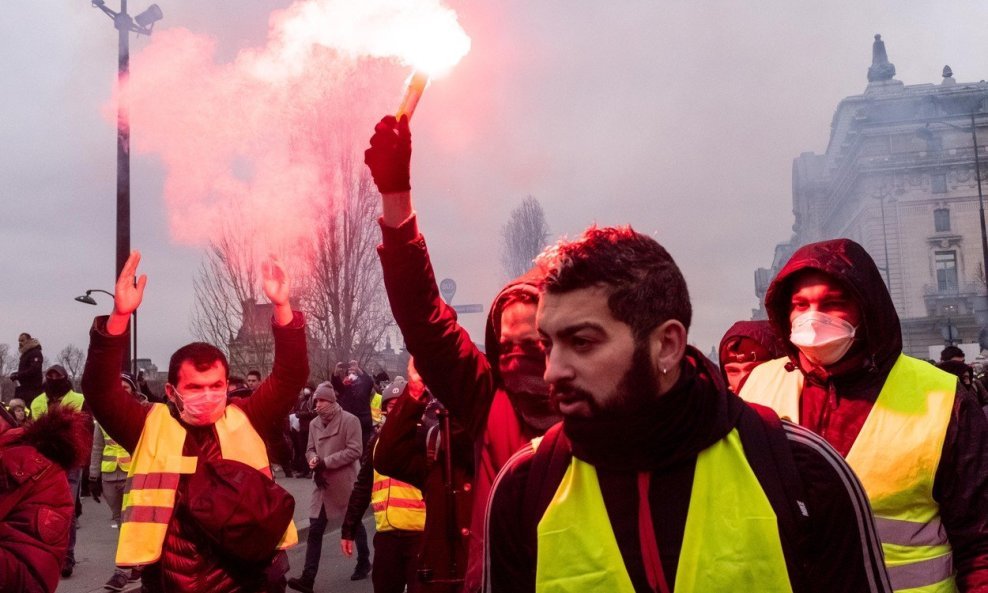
[12,345,43,400]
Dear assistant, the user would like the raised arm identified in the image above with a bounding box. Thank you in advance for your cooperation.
[241,256,309,431]
[80,251,149,452]
[365,115,496,438]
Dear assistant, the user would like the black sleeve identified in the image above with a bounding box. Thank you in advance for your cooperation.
[933,389,988,592]
[342,433,377,541]
[785,424,893,593]
[374,394,429,488]
[485,444,537,593]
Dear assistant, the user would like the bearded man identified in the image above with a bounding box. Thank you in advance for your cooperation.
[486,226,892,593]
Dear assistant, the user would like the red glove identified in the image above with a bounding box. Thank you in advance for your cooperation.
[364,115,411,194]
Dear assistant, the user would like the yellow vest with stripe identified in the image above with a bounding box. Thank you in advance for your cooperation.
[116,403,298,566]
[534,429,793,593]
[101,427,132,474]
[371,471,427,532]
[741,354,957,593]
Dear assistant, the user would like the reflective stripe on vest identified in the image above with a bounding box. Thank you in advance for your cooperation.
[741,354,957,593]
[370,472,426,532]
[101,428,132,473]
[534,429,793,593]
[116,404,299,566]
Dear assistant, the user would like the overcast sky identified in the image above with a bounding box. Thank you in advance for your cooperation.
[3,1,987,372]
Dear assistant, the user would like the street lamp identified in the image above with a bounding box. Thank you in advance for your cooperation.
[74,289,138,375]
[90,0,162,372]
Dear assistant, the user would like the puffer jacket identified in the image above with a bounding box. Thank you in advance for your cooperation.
[11,342,43,401]
[0,405,89,593]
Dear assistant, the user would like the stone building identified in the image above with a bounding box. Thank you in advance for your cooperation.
[755,35,988,358]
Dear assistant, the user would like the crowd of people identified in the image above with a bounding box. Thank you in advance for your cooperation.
[1,113,986,593]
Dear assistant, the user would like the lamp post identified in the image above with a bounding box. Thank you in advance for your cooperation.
[90,0,162,372]
[75,289,138,375]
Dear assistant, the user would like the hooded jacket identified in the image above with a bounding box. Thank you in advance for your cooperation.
[718,319,788,390]
[0,405,89,593]
[378,214,554,592]
[11,340,43,400]
[761,238,988,590]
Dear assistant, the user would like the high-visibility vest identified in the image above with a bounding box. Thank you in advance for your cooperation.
[371,442,426,532]
[100,427,132,474]
[741,354,957,593]
[534,429,793,593]
[116,403,298,566]
[371,392,383,424]
[30,390,85,417]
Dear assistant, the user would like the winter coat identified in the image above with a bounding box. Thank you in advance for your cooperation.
[377,214,547,592]
[373,393,474,591]
[0,405,89,593]
[761,238,988,590]
[306,410,362,520]
[81,313,309,593]
[11,343,43,401]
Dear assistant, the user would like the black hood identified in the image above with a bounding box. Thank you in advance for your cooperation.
[764,238,901,376]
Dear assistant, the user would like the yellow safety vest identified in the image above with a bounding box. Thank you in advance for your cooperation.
[371,471,427,532]
[371,440,426,532]
[535,429,793,593]
[371,392,383,424]
[741,354,957,593]
[101,427,132,474]
[116,404,298,566]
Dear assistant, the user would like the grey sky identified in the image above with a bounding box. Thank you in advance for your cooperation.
[2,1,986,371]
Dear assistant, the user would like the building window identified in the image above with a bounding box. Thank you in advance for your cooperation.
[932,173,948,193]
[935,250,958,292]
[934,207,951,232]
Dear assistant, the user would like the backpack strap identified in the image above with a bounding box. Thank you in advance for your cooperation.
[737,402,810,589]
[521,423,573,535]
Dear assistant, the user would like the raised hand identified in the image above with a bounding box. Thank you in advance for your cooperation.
[114,251,148,317]
[364,114,411,194]
[262,255,293,326]
[107,251,147,336]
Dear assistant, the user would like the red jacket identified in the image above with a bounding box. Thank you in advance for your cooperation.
[377,215,547,592]
[0,406,89,593]
[80,313,309,593]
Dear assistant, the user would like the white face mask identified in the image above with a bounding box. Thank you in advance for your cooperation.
[173,388,227,426]
[789,311,857,366]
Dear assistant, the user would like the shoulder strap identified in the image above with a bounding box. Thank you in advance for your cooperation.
[521,423,572,533]
[737,403,810,588]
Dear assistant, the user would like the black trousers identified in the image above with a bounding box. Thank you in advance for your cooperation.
[372,530,423,593]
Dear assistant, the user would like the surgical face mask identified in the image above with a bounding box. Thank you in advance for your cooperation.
[173,387,227,426]
[789,311,857,367]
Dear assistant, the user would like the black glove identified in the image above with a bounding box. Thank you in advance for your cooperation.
[364,115,411,194]
[89,477,103,502]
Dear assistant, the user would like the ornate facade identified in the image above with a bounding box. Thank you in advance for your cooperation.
[755,35,988,358]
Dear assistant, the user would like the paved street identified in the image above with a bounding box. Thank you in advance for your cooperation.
[59,474,376,593]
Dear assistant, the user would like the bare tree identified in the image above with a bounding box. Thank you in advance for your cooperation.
[501,195,551,279]
[190,216,276,377]
[297,157,393,381]
[0,344,17,403]
[56,344,86,382]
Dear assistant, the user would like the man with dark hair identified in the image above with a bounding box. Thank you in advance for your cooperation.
[10,332,44,401]
[741,238,988,592]
[365,115,560,591]
[486,226,891,593]
[81,251,309,593]
[247,369,263,391]
[941,345,966,363]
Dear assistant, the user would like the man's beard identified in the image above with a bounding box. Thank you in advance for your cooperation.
[555,339,660,444]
